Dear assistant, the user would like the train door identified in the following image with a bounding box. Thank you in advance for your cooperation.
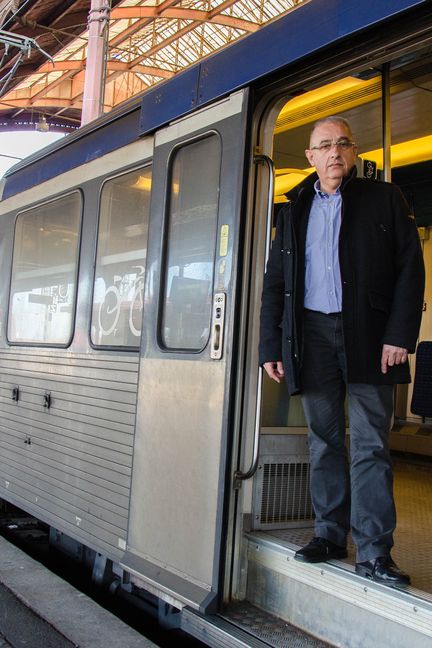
[122,90,249,612]
[233,50,432,615]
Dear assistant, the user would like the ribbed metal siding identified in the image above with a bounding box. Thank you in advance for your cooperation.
[0,348,139,560]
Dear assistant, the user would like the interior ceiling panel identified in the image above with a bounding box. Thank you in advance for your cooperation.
[0,0,303,132]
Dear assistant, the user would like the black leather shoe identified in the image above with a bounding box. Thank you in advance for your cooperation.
[355,556,411,587]
[294,537,348,563]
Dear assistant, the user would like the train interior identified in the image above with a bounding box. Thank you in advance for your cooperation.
[239,48,432,636]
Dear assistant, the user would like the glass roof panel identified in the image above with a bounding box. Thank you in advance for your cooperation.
[3,0,305,113]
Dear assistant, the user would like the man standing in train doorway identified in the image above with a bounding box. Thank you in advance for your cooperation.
[259,115,425,586]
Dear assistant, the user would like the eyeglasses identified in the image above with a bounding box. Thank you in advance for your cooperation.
[310,139,356,152]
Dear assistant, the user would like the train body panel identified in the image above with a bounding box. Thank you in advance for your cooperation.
[0,348,139,562]
[0,137,154,561]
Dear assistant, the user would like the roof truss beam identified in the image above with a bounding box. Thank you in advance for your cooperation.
[0,0,301,127]
[33,58,174,78]
[110,7,259,32]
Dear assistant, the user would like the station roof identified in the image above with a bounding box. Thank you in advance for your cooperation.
[0,0,304,133]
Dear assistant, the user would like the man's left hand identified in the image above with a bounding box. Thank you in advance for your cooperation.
[381,344,409,374]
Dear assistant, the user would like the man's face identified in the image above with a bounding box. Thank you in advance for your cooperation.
[305,121,357,191]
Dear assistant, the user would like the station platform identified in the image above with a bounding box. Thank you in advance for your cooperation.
[0,534,157,648]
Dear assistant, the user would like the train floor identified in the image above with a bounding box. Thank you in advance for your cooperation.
[260,455,432,597]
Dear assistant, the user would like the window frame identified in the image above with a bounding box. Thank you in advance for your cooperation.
[89,163,153,352]
[157,131,222,354]
[7,190,83,348]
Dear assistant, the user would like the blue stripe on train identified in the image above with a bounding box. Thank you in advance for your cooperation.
[2,0,427,200]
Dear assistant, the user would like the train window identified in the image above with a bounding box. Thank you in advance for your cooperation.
[91,166,151,348]
[8,192,82,345]
[160,135,220,351]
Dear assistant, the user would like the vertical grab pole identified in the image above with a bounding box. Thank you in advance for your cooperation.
[382,62,392,182]
[234,154,274,483]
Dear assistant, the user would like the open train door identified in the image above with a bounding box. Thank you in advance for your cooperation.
[121,90,249,613]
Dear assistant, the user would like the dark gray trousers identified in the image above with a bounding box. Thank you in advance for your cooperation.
[300,309,395,562]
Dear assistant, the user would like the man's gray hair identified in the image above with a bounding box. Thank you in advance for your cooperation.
[309,115,354,143]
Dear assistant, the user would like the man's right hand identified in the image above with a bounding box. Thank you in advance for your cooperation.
[263,361,285,383]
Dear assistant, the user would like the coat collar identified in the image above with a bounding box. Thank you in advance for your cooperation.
[285,164,357,204]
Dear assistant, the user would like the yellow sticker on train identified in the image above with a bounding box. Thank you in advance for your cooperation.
[220,224,229,257]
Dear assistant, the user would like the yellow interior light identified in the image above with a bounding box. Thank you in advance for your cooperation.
[274,136,432,200]
[133,175,181,194]
[275,76,383,134]
[360,135,432,169]
[274,168,314,196]
[133,175,152,191]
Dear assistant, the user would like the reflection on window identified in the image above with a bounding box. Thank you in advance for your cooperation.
[161,136,220,350]
[91,167,151,347]
[8,192,81,345]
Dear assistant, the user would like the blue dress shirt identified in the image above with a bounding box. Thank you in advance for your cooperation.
[304,180,342,313]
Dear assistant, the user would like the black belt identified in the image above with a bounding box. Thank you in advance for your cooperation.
[304,308,341,317]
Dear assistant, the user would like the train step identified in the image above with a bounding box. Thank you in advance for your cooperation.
[244,531,432,648]
[182,602,330,647]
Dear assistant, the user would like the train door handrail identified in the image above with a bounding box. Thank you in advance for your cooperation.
[235,154,274,483]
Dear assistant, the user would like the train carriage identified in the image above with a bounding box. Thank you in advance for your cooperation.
[0,1,431,646]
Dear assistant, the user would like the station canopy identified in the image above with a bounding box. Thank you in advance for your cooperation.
[0,0,304,133]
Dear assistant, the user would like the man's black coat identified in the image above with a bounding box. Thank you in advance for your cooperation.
[259,168,425,395]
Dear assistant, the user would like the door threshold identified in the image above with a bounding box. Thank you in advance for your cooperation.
[182,602,330,648]
[246,531,432,647]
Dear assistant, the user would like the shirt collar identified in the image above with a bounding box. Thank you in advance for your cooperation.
[313,179,341,199]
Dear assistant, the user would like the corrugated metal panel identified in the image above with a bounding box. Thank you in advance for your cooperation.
[1,483,127,559]
[0,403,135,442]
[0,463,128,528]
[0,430,132,482]
[0,354,138,384]
[0,446,129,505]
[0,348,139,559]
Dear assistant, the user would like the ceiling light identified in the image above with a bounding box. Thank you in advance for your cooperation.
[35,114,49,132]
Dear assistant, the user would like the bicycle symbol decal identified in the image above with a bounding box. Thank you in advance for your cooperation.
[97,266,145,339]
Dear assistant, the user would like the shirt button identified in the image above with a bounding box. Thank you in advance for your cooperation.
[285,291,292,297]
[286,248,292,255]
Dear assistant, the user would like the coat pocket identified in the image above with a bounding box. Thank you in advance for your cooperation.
[368,290,391,314]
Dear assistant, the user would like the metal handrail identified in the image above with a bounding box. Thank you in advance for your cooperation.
[234,154,274,482]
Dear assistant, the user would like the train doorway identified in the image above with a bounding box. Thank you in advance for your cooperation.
[244,49,432,607]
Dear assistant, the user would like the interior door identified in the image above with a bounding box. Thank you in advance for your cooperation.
[121,90,249,613]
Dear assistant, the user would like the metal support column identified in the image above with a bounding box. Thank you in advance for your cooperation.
[381,62,392,182]
[383,60,408,420]
[81,0,111,126]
